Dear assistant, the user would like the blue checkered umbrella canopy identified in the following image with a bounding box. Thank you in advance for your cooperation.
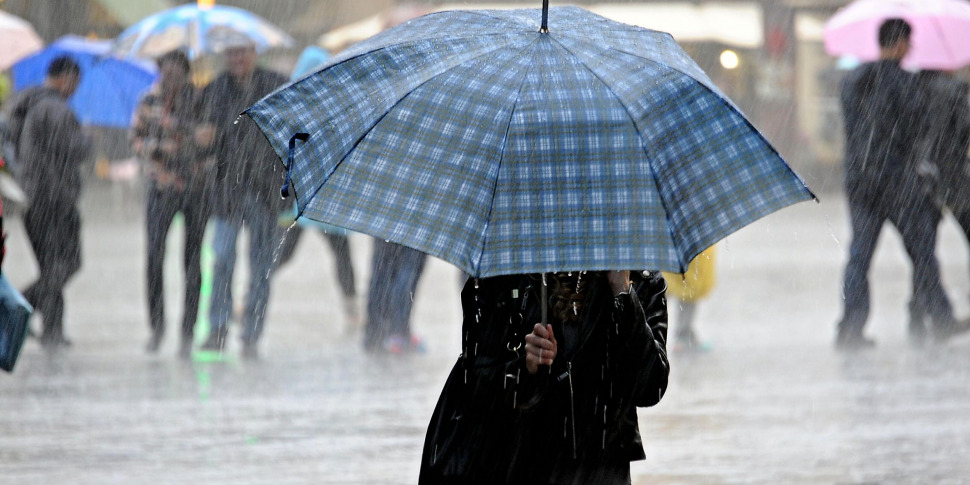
[246,6,815,278]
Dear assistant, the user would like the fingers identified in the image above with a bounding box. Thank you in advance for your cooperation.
[524,324,558,375]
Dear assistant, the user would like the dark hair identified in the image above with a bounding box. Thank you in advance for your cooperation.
[878,18,911,48]
[47,56,80,78]
[547,272,595,324]
[157,50,190,74]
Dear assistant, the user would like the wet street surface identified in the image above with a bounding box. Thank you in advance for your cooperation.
[3,182,970,484]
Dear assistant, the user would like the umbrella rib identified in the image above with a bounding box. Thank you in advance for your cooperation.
[548,35,689,271]
[594,41,817,203]
[325,31,526,74]
[265,38,537,249]
[473,38,542,277]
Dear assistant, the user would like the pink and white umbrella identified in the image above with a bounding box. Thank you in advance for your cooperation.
[0,10,42,71]
[824,0,970,70]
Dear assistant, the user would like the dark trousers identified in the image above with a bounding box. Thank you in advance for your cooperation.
[146,187,210,339]
[838,192,953,335]
[276,225,356,298]
[364,239,427,349]
[22,203,82,340]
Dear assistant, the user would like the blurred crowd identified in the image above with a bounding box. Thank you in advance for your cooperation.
[0,40,428,360]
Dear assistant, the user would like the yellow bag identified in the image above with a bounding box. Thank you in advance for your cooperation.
[662,245,717,302]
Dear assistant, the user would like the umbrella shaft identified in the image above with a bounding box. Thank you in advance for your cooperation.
[541,0,549,33]
[541,273,548,326]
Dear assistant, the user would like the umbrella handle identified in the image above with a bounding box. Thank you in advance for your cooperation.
[282,132,309,199]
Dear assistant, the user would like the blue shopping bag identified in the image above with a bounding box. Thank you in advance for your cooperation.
[0,273,32,372]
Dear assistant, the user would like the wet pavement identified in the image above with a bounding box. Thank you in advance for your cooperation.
[2,180,970,484]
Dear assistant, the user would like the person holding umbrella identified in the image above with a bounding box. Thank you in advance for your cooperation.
[244,5,812,480]
[419,270,669,483]
[131,50,210,357]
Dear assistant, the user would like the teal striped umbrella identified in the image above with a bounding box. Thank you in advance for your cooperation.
[246,5,814,278]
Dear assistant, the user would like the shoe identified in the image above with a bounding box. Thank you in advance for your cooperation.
[834,331,875,351]
[343,296,362,333]
[40,334,72,351]
[932,318,970,343]
[200,331,227,352]
[178,337,193,359]
[241,342,259,360]
[673,334,712,353]
[146,328,164,353]
[908,319,928,347]
[382,334,426,354]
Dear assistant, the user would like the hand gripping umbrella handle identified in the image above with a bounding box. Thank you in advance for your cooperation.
[282,133,309,199]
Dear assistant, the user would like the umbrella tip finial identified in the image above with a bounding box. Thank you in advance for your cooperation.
[540,0,549,34]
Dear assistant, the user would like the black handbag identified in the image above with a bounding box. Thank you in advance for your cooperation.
[0,273,32,372]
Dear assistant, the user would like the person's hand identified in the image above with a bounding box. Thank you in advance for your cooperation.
[606,270,632,296]
[525,323,557,374]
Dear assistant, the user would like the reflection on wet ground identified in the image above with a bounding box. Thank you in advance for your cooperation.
[2,189,970,483]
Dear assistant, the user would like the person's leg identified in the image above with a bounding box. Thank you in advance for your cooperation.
[20,206,48,326]
[675,301,699,344]
[324,232,357,299]
[145,188,178,352]
[275,225,303,269]
[324,231,360,328]
[179,196,210,351]
[240,204,281,352]
[364,238,394,350]
[203,218,239,350]
[951,206,970,293]
[836,196,884,348]
[27,206,82,348]
[892,197,959,340]
[388,246,427,339]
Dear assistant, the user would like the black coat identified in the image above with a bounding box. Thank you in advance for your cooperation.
[420,271,669,485]
[15,88,92,209]
[199,68,288,219]
[914,71,970,211]
[840,60,923,210]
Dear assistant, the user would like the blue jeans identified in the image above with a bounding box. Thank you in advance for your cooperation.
[364,239,427,349]
[838,191,953,336]
[208,196,281,345]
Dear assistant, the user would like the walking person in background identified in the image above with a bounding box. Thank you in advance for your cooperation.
[275,46,361,332]
[363,239,427,353]
[12,57,91,350]
[836,18,967,350]
[419,270,669,484]
[914,69,970,331]
[196,40,288,359]
[663,245,716,352]
[131,50,210,357]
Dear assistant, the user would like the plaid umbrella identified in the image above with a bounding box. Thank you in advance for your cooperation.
[246,6,814,278]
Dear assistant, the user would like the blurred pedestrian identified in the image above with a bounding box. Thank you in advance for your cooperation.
[196,41,288,359]
[131,50,210,357]
[836,18,967,350]
[275,45,361,332]
[419,270,669,484]
[662,245,716,351]
[364,239,427,353]
[914,70,970,326]
[12,56,91,350]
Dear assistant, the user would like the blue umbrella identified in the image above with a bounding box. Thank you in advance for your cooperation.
[11,36,157,128]
[246,6,815,278]
[112,4,294,60]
